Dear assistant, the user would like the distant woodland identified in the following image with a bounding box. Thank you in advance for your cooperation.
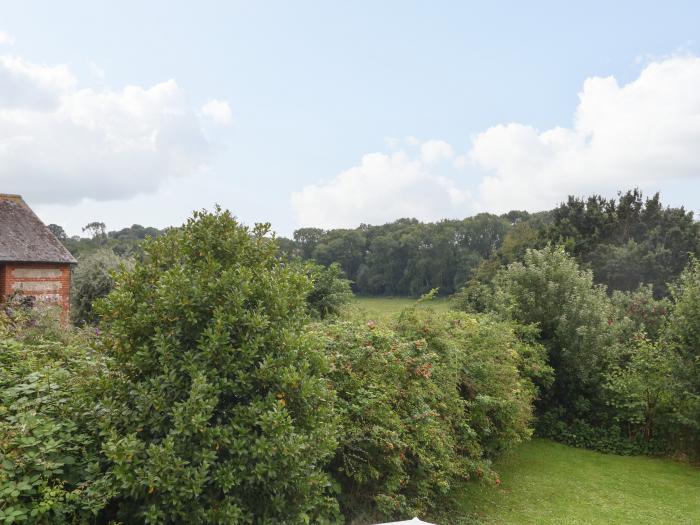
[58,188,700,300]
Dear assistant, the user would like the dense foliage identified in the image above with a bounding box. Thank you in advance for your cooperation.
[0,304,109,524]
[664,259,700,455]
[455,245,700,457]
[94,209,339,523]
[301,261,354,319]
[280,214,511,296]
[540,189,700,297]
[312,303,551,521]
[71,249,134,326]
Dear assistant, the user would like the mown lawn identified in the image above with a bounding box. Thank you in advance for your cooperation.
[351,296,452,321]
[457,439,700,524]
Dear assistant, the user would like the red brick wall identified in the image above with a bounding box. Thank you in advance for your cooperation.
[0,262,72,319]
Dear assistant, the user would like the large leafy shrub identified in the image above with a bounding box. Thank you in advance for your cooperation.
[462,245,699,457]
[94,208,339,524]
[601,334,675,451]
[312,305,549,521]
[0,305,109,524]
[488,246,614,422]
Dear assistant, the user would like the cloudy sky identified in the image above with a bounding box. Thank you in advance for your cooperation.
[2,1,700,236]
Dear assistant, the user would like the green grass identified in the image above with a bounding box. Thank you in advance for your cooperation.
[351,296,452,321]
[457,439,700,524]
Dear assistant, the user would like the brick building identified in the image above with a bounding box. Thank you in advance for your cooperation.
[0,194,77,317]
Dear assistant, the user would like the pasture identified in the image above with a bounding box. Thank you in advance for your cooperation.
[351,295,452,320]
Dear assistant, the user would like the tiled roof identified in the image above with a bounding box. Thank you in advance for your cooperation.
[0,194,77,264]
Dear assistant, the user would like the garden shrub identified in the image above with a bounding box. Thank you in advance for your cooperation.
[458,246,700,458]
[601,334,676,451]
[0,305,109,524]
[94,208,339,524]
[71,249,134,326]
[312,305,549,522]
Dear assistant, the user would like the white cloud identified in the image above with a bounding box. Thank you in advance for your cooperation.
[0,53,214,204]
[0,55,75,109]
[292,55,700,228]
[201,99,232,126]
[420,139,454,163]
[470,55,700,212]
[0,31,14,46]
[291,146,470,229]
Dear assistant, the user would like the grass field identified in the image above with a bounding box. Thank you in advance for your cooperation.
[457,439,700,524]
[351,295,452,320]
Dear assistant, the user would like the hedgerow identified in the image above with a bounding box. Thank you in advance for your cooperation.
[313,303,550,522]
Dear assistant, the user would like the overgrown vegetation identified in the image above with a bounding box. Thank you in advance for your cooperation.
[0,301,110,523]
[454,245,700,458]
[4,208,547,523]
[314,305,550,521]
[6,189,700,523]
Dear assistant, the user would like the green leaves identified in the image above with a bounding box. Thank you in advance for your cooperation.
[313,307,546,521]
[0,326,110,524]
[95,208,340,524]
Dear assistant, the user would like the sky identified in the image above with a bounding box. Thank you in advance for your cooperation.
[2,1,700,237]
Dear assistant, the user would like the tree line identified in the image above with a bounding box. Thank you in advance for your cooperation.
[281,188,700,299]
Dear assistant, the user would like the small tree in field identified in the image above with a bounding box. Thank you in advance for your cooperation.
[95,208,339,524]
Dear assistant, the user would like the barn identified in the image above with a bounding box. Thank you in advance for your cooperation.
[0,194,77,318]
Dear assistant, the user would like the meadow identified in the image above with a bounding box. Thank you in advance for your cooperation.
[351,295,452,320]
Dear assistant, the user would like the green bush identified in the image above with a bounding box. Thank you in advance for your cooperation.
[602,334,676,450]
[458,246,700,457]
[0,307,109,524]
[71,249,134,326]
[301,261,353,319]
[312,305,549,521]
[94,208,339,524]
[664,258,700,457]
[487,246,615,423]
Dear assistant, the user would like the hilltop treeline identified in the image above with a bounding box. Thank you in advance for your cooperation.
[281,189,700,298]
